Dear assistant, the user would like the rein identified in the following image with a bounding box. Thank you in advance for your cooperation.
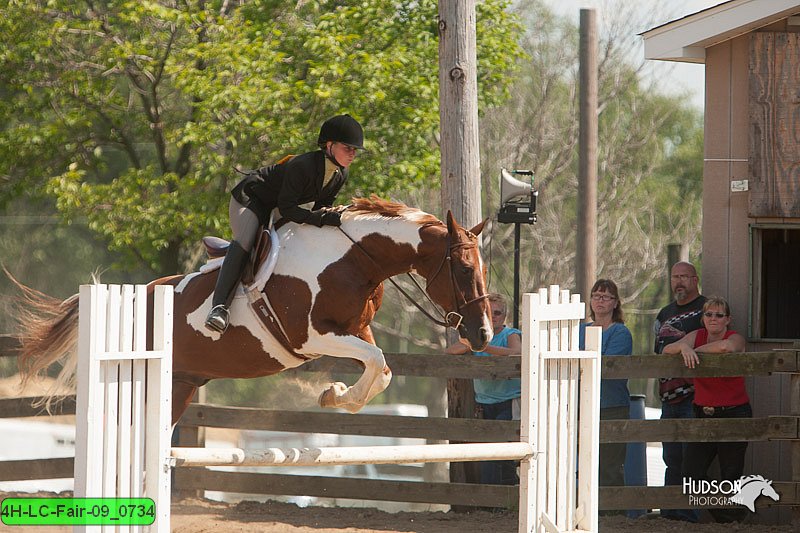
[336,225,488,331]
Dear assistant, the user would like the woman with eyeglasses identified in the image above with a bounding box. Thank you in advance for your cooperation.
[663,295,750,522]
[579,279,633,504]
[205,114,366,333]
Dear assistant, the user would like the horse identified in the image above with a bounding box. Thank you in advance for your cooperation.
[13,197,492,424]
[729,474,780,512]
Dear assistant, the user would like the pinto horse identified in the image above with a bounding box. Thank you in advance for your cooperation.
[15,197,492,424]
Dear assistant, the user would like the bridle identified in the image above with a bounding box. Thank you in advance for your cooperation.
[337,225,489,332]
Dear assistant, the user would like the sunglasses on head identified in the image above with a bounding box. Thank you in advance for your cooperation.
[703,311,727,319]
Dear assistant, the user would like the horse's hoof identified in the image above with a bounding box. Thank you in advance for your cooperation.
[318,388,335,408]
[318,382,348,408]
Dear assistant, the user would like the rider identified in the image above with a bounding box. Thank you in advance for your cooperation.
[205,114,365,333]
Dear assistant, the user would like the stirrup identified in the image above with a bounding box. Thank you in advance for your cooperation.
[205,305,230,333]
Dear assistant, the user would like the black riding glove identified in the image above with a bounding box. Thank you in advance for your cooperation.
[321,211,342,227]
[306,209,341,227]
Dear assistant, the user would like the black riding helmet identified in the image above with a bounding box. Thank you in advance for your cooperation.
[317,114,365,150]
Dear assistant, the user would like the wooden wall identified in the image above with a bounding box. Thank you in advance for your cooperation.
[702,18,800,524]
[749,32,800,217]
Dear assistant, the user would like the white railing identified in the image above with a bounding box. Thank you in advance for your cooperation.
[73,284,597,533]
[74,284,173,532]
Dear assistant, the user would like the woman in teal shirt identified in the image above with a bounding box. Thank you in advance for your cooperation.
[447,293,521,485]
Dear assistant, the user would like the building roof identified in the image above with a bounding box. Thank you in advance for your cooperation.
[641,0,800,63]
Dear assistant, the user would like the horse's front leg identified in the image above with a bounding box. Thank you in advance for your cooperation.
[356,325,393,405]
[303,333,392,413]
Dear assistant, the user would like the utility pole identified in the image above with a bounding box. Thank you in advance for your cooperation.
[576,8,598,305]
[439,0,482,488]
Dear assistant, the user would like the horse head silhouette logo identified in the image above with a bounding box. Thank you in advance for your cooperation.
[729,475,780,512]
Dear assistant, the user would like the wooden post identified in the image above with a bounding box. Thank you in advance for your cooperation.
[438,0,482,489]
[438,0,481,226]
[576,8,598,304]
[791,342,800,531]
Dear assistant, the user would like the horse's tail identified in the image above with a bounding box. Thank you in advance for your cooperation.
[8,270,81,410]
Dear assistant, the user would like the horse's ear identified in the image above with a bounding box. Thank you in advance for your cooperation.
[469,218,488,236]
[446,210,458,234]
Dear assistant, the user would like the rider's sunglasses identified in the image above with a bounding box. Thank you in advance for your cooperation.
[336,143,359,155]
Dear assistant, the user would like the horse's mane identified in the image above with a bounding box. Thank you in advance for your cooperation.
[740,474,769,484]
[346,195,440,225]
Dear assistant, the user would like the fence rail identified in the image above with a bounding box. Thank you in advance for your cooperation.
[2,344,797,376]
[1,349,799,517]
[2,396,797,444]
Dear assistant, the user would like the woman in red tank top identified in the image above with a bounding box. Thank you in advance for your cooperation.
[663,296,751,523]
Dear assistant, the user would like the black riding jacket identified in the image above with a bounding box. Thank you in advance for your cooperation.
[231,150,347,225]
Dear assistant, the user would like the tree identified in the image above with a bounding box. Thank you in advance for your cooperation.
[376,1,703,358]
[480,2,702,323]
[0,0,522,275]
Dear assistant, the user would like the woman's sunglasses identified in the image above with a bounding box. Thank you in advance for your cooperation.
[703,312,727,319]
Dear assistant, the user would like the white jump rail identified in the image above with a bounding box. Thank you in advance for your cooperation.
[73,284,598,533]
[74,284,173,533]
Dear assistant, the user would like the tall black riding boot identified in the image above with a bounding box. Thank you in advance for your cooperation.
[205,240,249,333]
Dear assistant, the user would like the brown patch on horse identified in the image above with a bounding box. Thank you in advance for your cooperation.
[263,274,312,350]
[410,223,449,281]
[360,284,383,339]
[313,234,411,336]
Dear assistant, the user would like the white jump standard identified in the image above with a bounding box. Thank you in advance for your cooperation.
[73,284,600,533]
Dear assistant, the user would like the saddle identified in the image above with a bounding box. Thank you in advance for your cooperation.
[202,228,272,287]
[201,225,309,362]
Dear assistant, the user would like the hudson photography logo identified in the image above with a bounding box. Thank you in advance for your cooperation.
[683,475,780,512]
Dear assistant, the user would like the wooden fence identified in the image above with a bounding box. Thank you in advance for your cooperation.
[1,345,799,523]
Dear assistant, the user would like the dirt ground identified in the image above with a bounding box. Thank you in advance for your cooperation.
[0,492,794,533]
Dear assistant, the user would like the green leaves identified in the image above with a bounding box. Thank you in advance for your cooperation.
[1,0,522,273]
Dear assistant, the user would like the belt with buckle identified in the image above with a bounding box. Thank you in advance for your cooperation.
[701,405,737,416]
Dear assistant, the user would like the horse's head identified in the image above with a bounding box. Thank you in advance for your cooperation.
[744,475,780,502]
[732,475,780,511]
[419,211,492,352]
[762,483,780,501]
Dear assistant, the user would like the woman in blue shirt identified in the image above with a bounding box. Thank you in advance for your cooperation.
[579,279,633,494]
[447,293,521,485]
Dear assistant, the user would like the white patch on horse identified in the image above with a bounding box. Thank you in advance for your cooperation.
[340,214,425,246]
[476,253,493,333]
[185,292,306,370]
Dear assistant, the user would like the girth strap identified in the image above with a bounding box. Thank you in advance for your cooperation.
[248,292,311,362]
